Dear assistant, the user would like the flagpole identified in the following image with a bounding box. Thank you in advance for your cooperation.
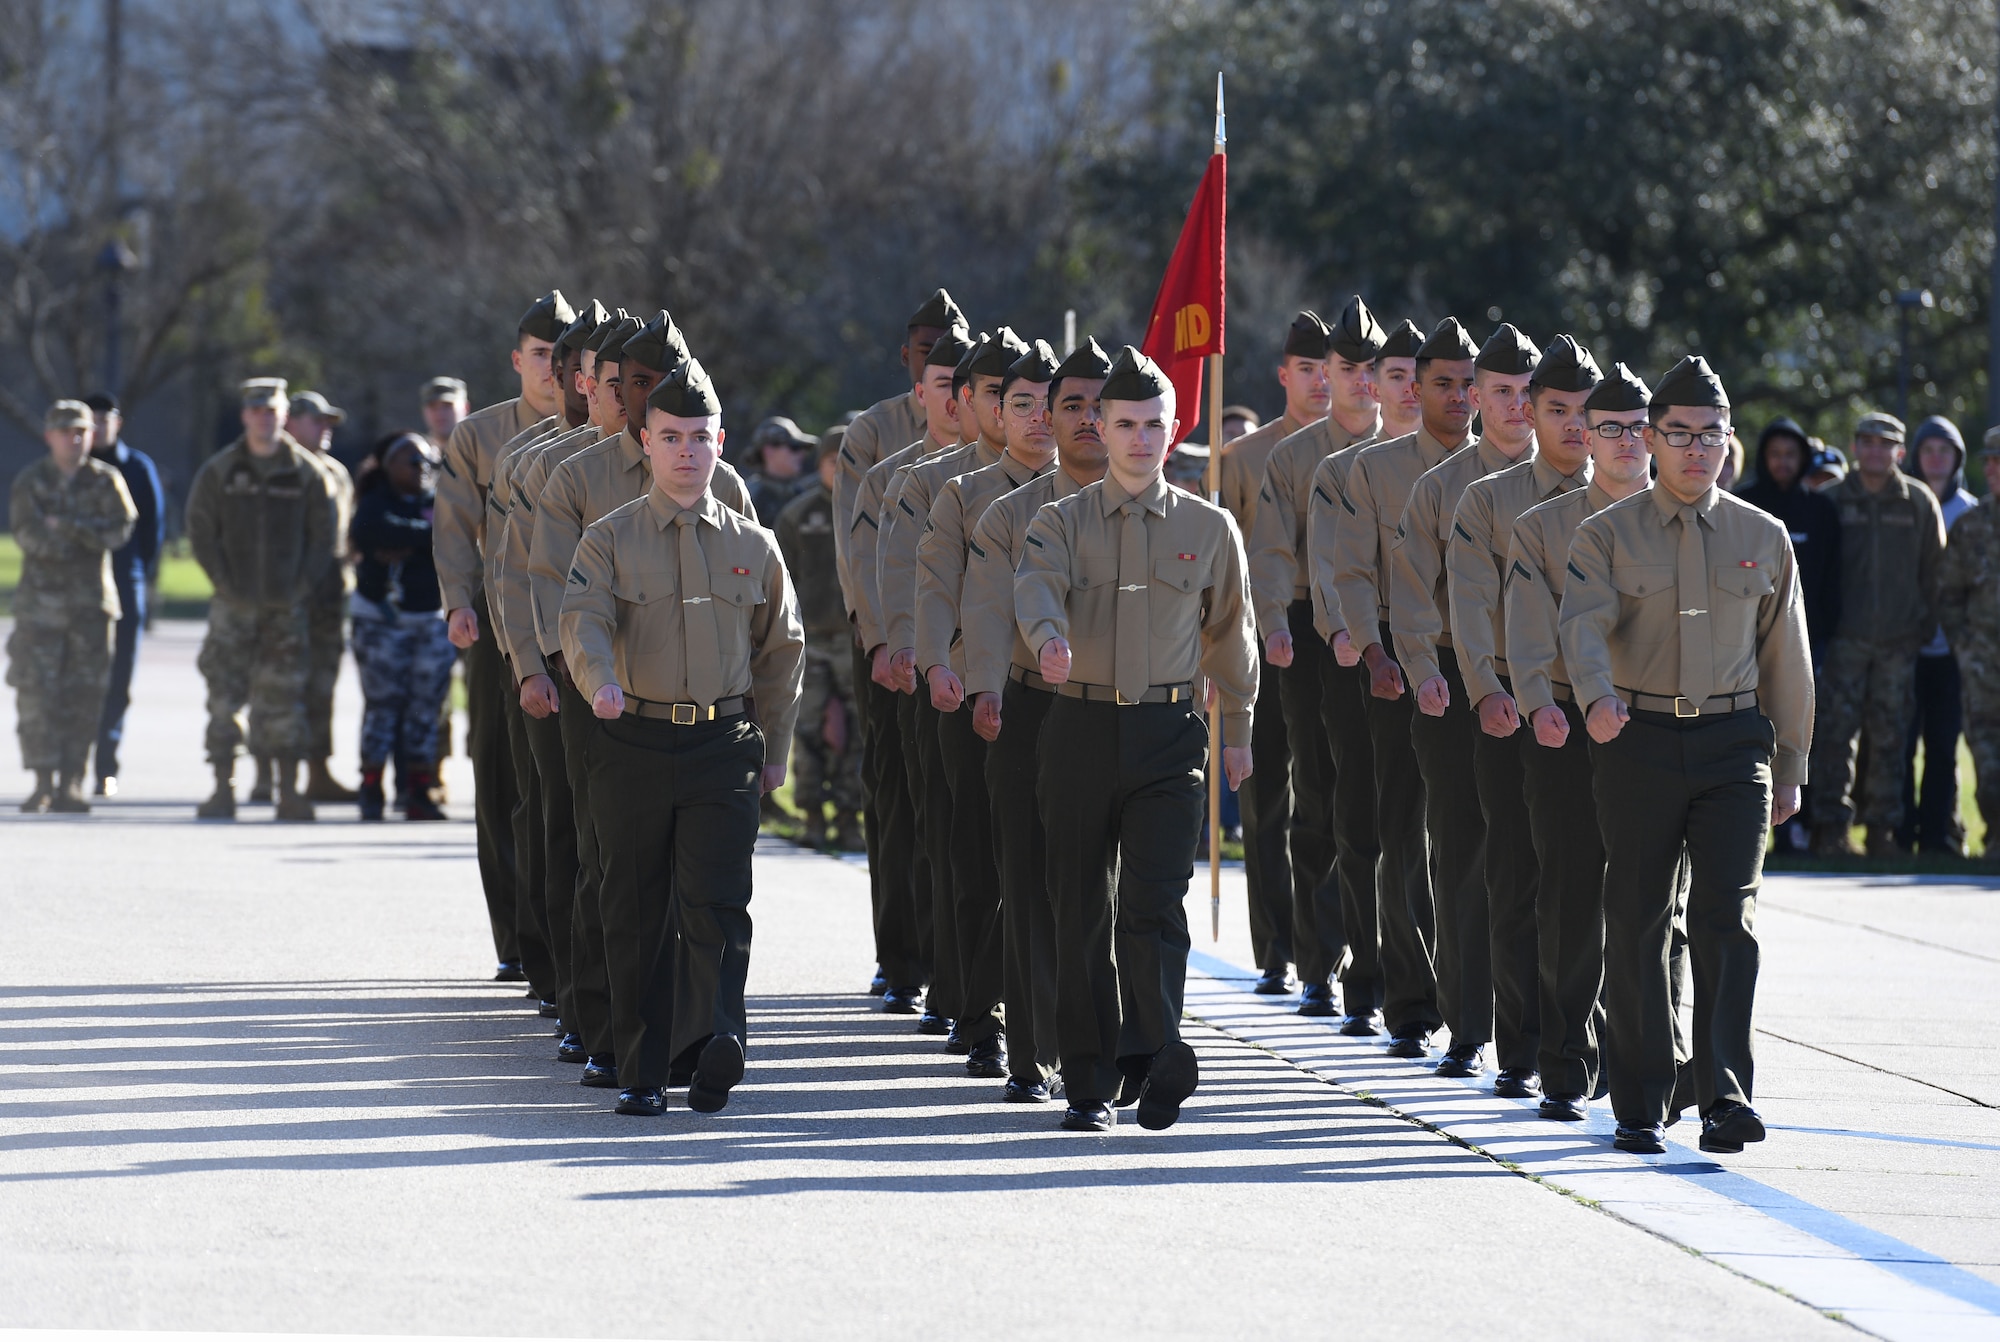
[1207,72,1225,943]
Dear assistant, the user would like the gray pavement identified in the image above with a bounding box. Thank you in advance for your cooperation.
[0,619,1994,1340]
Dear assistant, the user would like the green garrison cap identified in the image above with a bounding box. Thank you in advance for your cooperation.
[1099,345,1173,402]
[1281,310,1333,360]
[1530,335,1603,393]
[1649,355,1729,411]
[925,329,976,369]
[592,315,643,362]
[646,357,722,418]
[1475,322,1540,376]
[908,287,967,333]
[584,307,625,351]
[1052,336,1114,386]
[1585,362,1653,413]
[953,332,990,389]
[619,310,692,373]
[1379,319,1425,360]
[518,289,575,342]
[1328,296,1387,363]
[1002,338,1062,393]
[1415,317,1479,363]
[560,300,609,352]
[968,326,1031,380]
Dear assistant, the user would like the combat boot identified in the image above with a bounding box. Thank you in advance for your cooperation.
[404,768,446,822]
[1809,824,1860,858]
[273,758,316,823]
[834,809,866,853]
[306,757,358,803]
[196,766,237,820]
[358,768,385,822]
[20,770,55,813]
[50,770,91,814]
[248,756,274,804]
[1865,826,1903,859]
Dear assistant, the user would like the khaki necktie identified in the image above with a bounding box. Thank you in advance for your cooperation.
[1115,500,1151,703]
[677,509,723,707]
[1676,505,1713,708]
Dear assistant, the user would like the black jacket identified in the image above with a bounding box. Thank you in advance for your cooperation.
[1736,417,1841,659]
[350,485,441,613]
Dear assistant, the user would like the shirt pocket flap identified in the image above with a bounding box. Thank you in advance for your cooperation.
[1714,564,1774,598]
[611,567,676,605]
[1609,564,1673,598]
[1073,555,1118,590]
[1152,557,1201,593]
[712,572,766,607]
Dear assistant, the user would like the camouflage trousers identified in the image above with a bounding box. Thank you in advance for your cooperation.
[1809,637,1918,831]
[305,593,347,759]
[200,599,311,766]
[1964,657,2000,841]
[349,601,456,770]
[792,642,865,815]
[7,613,113,771]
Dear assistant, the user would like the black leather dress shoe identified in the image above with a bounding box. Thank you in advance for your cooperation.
[1494,1067,1540,1098]
[1613,1124,1667,1154]
[1115,1066,1145,1108]
[881,985,922,1014]
[1296,983,1336,1017]
[916,1010,951,1036]
[494,960,527,983]
[615,1086,665,1116]
[580,1055,619,1088]
[1538,1093,1588,1122]
[1003,1077,1052,1103]
[966,1033,1008,1078]
[1252,969,1292,995]
[943,1022,973,1054]
[1699,1101,1766,1154]
[869,970,889,997]
[1136,1040,1199,1131]
[536,999,560,1019]
[556,1033,586,1064]
[1664,1058,1697,1127]
[1060,1101,1115,1132]
[1338,1009,1383,1036]
[687,1033,746,1114]
[1435,1045,1486,1078]
[1384,1028,1432,1059]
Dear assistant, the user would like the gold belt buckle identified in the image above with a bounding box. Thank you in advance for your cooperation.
[1116,689,1136,705]
[671,703,698,725]
[1673,696,1699,718]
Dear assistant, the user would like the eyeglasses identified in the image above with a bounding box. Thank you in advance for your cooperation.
[1653,428,1732,449]
[1005,395,1049,418]
[1593,422,1645,440]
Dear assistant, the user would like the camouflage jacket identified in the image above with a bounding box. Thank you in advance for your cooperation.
[774,479,846,641]
[8,456,138,625]
[1938,497,2000,663]
[184,433,338,607]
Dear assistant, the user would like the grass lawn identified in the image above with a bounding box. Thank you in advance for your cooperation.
[0,534,215,621]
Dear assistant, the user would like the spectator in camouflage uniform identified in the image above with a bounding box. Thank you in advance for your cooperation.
[774,425,865,849]
[7,400,137,813]
[1808,412,1947,856]
[282,390,360,805]
[1937,428,2000,845]
[184,377,339,822]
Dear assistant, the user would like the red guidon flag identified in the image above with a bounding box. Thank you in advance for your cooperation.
[1140,148,1225,445]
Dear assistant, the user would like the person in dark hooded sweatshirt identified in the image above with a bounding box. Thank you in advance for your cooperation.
[1898,416,1977,854]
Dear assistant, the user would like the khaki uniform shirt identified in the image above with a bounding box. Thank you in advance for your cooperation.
[1825,471,1947,648]
[7,457,137,624]
[482,415,568,607]
[915,451,1048,681]
[495,423,604,673]
[436,396,546,610]
[1448,453,1587,706]
[560,488,804,767]
[883,439,999,655]
[1329,428,1460,647]
[849,434,952,651]
[1503,480,1618,716]
[834,389,924,614]
[1304,439,1374,642]
[1216,410,1305,540]
[1249,412,1379,637]
[1560,481,1815,786]
[185,435,338,608]
[1014,473,1259,747]
[962,466,1087,698]
[1389,436,1509,687]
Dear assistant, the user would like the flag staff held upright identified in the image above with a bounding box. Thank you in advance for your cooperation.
[1205,73,1225,941]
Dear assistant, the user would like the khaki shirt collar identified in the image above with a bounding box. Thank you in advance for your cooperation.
[618,427,648,474]
[1000,451,1046,488]
[1417,426,1466,471]
[1649,478,1720,527]
[644,485,721,530]
[1585,479,1618,512]
[1098,471,1171,519]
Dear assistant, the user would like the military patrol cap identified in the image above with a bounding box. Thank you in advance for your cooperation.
[818,422,848,464]
[1051,335,1113,388]
[1002,338,1062,394]
[1221,404,1260,427]
[1099,345,1173,403]
[1529,335,1603,393]
[1474,323,1540,376]
[289,390,346,423]
[517,289,575,342]
[1415,317,1479,364]
[753,415,816,449]
[44,399,91,430]
[1649,355,1729,411]
[1854,411,1905,443]
[1281,310,1334,360]
[646,357,722,418]
[968,326,1031,380]
[1380,319,1426,360]
[925,329,975,370]
[421,376,467,404]
[1328,296,1387,363]
[1981,426,2000,456]
[618,310,691,373]
[592,314,643,363]
[559,300,609,353]
[240,377,288,408]
[1584,362,1651,412]
[908,287,967,333]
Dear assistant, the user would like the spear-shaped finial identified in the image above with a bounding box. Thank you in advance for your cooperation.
[1214,71,1226,153]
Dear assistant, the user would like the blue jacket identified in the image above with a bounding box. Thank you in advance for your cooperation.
[94,439,165,596]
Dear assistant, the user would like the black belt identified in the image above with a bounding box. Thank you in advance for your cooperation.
[1623,688,1758,719]
[1008,665,1057,693]
[1051,680,1193,705]
[624,694,748,724]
